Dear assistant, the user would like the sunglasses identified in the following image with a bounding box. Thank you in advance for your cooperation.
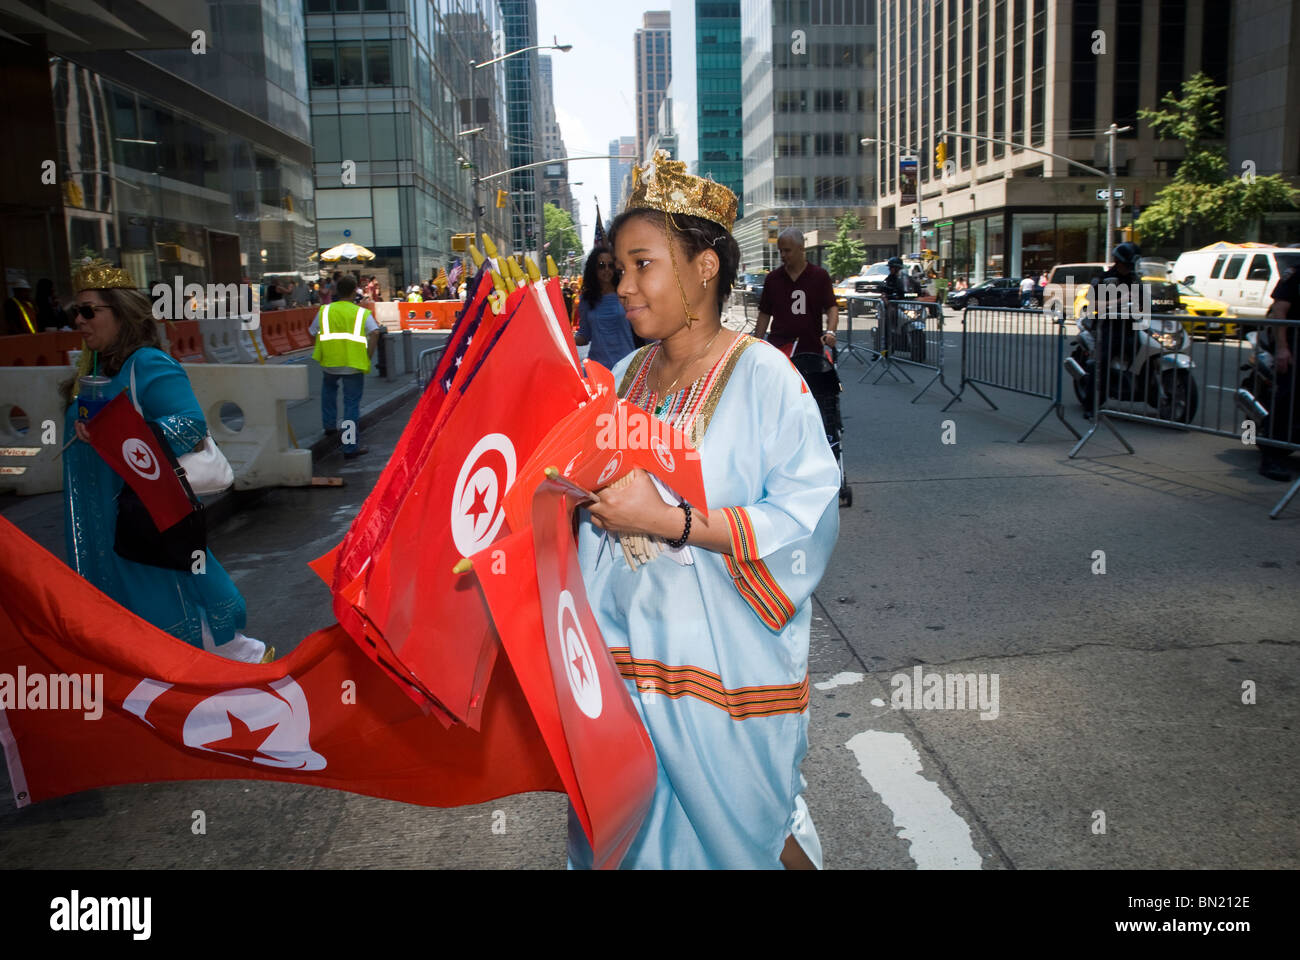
[597,262,615,270]
[75,304,112,320]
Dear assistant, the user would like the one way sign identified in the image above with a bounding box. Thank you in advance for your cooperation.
[1096,188,1125,201]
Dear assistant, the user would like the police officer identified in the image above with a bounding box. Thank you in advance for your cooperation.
[1082,242,1143,418]
[881,256,907,302]
[1259,262,1300,480]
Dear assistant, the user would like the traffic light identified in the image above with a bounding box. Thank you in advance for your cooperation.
[934,140,947,174]
[496,189,508,209]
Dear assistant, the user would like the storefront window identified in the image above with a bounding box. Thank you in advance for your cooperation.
[1055,212,1102,264]
[986,214,1004,277]
[1011,213,1054,277]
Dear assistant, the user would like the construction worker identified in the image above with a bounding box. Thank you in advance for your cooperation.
[406,283,423,302]
[4,270,38,335]
[308,273,380,459]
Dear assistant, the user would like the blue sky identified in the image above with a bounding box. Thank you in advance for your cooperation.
[537,1,655,248]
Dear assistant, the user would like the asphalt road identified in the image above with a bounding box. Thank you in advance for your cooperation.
[1,311,1297,869]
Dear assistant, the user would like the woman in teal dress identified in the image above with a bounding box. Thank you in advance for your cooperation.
[60,260,265,662]
[570,154,841,868]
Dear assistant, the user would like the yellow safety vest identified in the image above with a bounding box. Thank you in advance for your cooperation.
[407,291,423,302]
[10,298,36,333]
[312,301,372,373]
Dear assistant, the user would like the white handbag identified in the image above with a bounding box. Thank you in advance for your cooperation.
[130,359,234,496]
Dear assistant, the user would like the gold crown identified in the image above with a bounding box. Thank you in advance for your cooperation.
[71,257,137,292]
[626,150,737,232]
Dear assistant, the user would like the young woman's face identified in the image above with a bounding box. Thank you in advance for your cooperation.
[613,215,716,341]
[73,289,122,353]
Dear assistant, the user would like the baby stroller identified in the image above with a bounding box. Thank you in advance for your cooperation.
[792,348,851,507]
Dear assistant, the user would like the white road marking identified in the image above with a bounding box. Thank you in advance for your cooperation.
[814,671,864,690]
[845,729,983,870]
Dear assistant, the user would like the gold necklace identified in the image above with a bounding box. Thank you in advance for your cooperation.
[655,326,725,402]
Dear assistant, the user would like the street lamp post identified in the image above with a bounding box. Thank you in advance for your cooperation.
[862,137,924,258]
[466,39,572,257]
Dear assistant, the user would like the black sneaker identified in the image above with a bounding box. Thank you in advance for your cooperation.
[1259,458,1292,482]
[343,446,370,460]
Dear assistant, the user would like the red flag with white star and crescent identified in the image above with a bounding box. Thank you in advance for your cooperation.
[85,392,195,531]
[0,517,563,812]
[323,281,590,728]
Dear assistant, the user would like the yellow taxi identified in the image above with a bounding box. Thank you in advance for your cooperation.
[1172,280,1236,338]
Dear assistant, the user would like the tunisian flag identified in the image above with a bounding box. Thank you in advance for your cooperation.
[0,518,562,810]
[472,477,656,868]
[86,392,194,531]
[329,282,590,727]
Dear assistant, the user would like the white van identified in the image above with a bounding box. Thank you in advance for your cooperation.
[1171,246,1300,318]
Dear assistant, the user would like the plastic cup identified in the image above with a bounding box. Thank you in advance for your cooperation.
[76,375,112,421]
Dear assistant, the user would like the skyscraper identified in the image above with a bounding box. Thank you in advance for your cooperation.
[538,55,577,221]
[608,136,637,215]
[635,11,673,161]
[306,0,509,289]
[671,0,744,216]
[736,0,882,272]
[502,0,542,254]
[875,0,1262,279]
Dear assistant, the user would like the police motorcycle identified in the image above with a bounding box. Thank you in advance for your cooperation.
[1065,265,1198,423]
[870,256,929,364]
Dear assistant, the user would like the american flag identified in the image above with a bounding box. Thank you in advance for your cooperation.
[431,267,491,394]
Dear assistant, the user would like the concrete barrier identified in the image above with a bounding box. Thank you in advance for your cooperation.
[200,317,243,364]
[0,362,311,494]
[187,364,312,489]
[373,300,402,333]
[0,366,72,494]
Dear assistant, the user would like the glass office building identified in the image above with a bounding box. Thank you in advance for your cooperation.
[673,1,744,216]
[306,0,510,289]
[736,0,877,271]
[501,0,541,254]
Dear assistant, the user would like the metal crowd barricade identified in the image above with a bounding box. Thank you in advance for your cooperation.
[416,345,445,390]
[837,295,881,367]
[942,305,1081,443]
[856,298,955,403]
[1065,313,1300,519]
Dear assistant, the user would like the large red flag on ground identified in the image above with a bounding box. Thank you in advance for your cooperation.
[330,282,591,727]
[0,517,563,810]
[85,392,194,531]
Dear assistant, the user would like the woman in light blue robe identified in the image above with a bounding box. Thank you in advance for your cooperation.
[61,280,257,660]
[571,163,841,868]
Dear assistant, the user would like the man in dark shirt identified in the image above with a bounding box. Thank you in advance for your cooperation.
[1259,263,1300,480]
[1080,242,1143,418]
[755,228,839,356]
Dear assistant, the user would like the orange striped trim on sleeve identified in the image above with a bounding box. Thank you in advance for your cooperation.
[609,648,809,720]
[721,507,797,631]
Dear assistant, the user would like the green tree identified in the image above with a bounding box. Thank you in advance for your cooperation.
[543,203,583,264]
[825,212,868,281]
[1134,72,1298,247]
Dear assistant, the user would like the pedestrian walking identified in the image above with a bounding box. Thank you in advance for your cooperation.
[574,151,840,869]
[59,259,266,662]
[1020,275,1037,307]
[310,274,379,459]
[575,245,635,371]
[754,228,839,357]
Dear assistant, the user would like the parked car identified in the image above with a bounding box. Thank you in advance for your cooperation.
[1172,244,1300,318]
[737,272,765,304]
[946,277,1039,309]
